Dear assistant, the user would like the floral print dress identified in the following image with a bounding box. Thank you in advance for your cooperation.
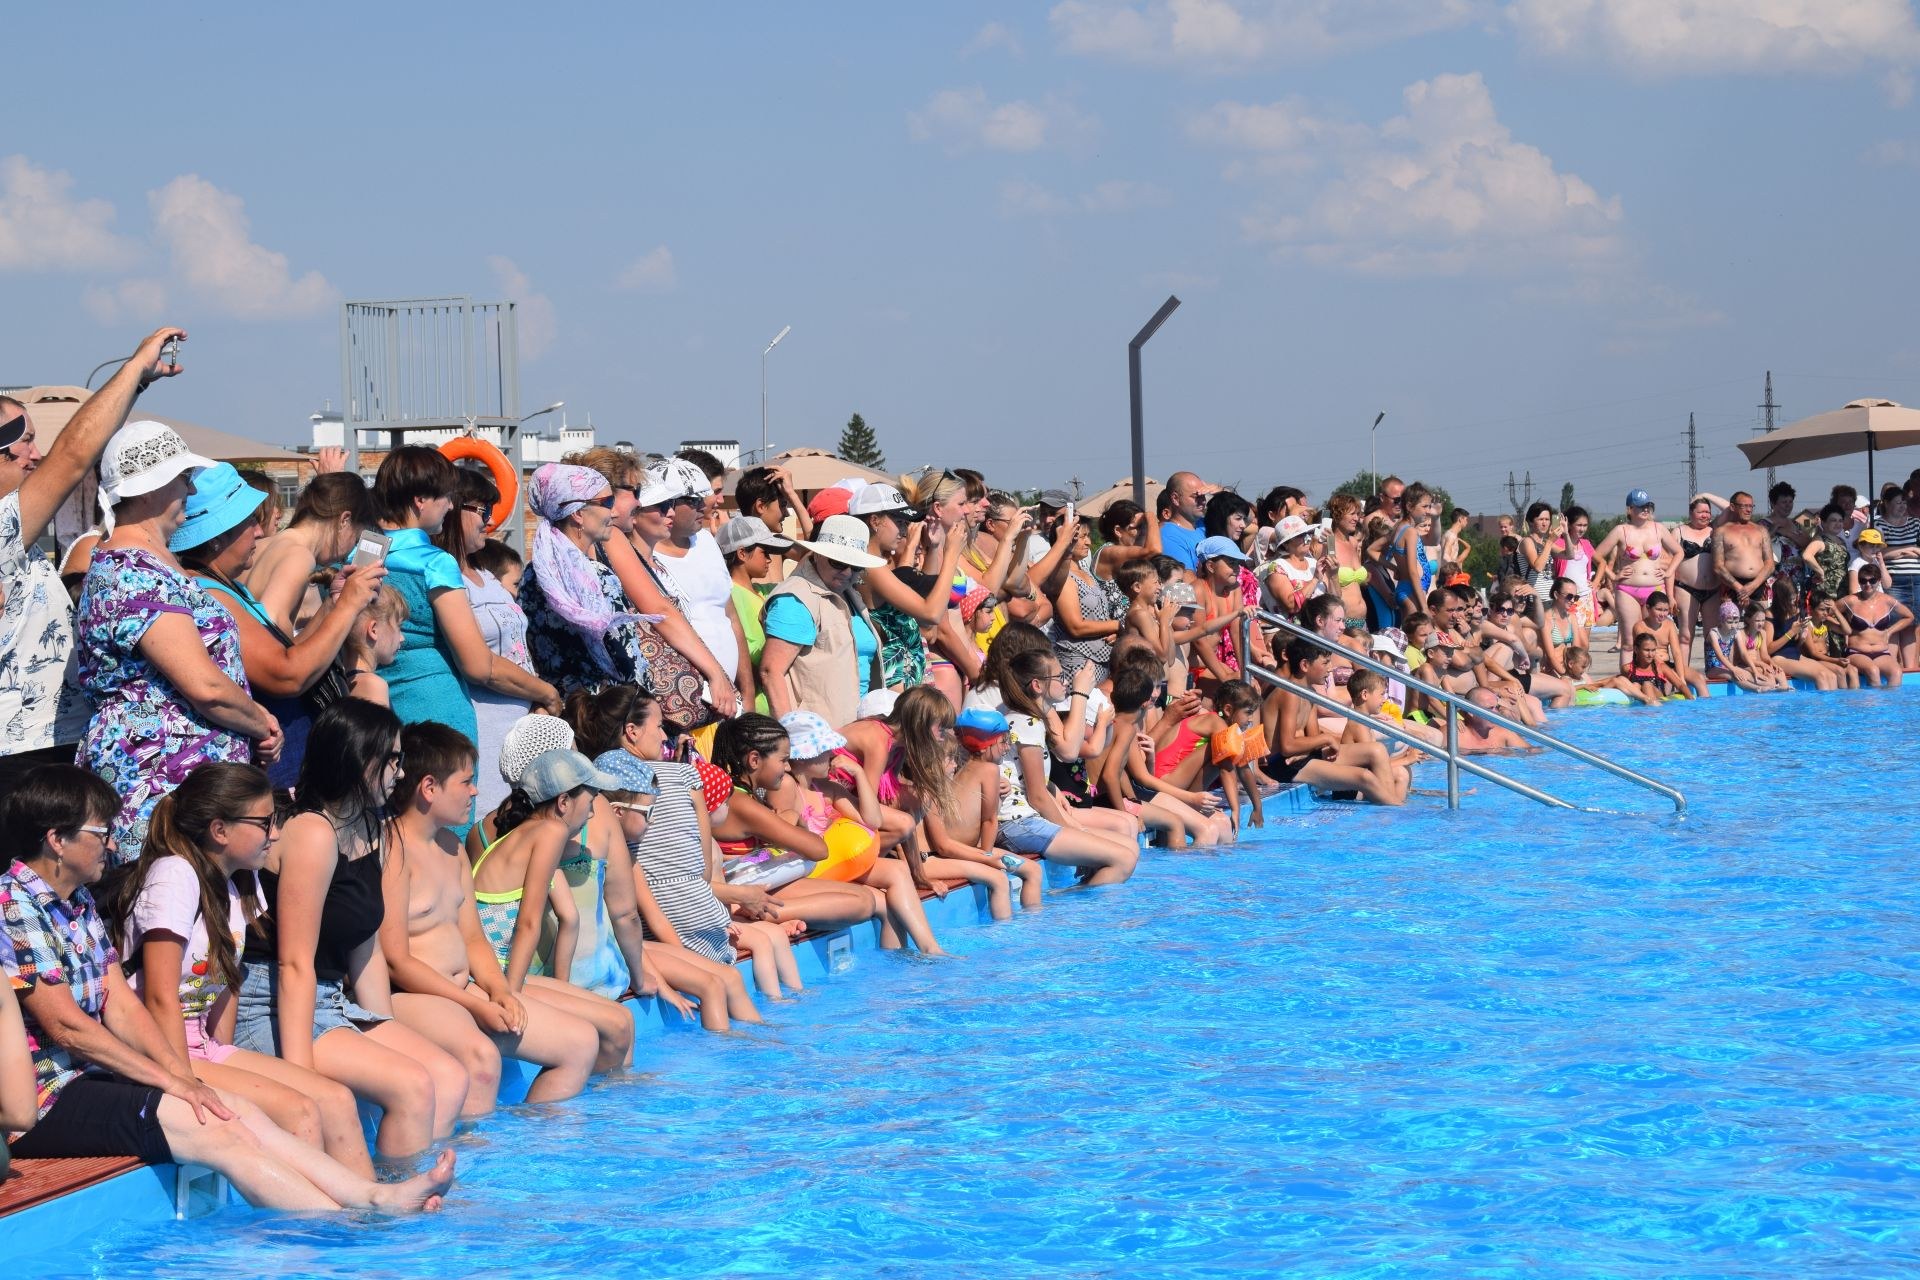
[77,547,251,866]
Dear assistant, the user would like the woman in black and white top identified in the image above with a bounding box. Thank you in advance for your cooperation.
[1875,485,1920,668]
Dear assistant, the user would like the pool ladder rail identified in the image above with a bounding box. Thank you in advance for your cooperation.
[1238,609,1687,816]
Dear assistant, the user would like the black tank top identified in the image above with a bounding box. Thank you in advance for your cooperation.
[243,818,386,983]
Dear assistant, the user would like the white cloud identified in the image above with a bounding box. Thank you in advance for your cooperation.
[1864,137,1920,165]
[1001,178,1170,216]
[962,21,1025,56]
[1203,73,1623,274]
[80,278,168,325]
[487,255,556,360]
[1506,0,1920,73]
[1050,0,1477,68]
[149,175,334,318]
[908,87,1097,152]
[0,155,136,272]
[1885,67,1916,104]
[616,245,677,293]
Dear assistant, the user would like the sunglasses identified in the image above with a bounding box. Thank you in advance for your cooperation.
[461,502,492,519]
[229,814,281,835]
[608,801,654,820]
[1493,606,1516,616]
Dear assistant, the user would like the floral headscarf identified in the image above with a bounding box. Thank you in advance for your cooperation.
[528,463,655,676]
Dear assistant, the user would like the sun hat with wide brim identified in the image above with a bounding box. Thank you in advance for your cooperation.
[101,420,215,507]
[168,462,263,552]
[795,514,885,569]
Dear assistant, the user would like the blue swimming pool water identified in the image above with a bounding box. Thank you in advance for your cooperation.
[39,690,1920,1278]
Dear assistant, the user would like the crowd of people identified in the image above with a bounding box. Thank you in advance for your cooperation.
[1,327,1914,1212]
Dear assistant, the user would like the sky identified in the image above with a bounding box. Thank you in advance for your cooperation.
[9,1,1920,516]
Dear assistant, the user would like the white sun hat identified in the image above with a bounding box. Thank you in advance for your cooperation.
[100,420,214,506]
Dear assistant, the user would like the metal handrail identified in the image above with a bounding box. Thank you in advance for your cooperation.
[1241,608,1686,815]
[1238,656,1580,810]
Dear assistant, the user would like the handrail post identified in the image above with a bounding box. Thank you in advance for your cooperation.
[1445,705,1460,810]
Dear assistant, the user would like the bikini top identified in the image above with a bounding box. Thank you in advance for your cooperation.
[1623,541,1663,561]
[1336,565,1369,587]
[1680,532,1712,560]
[1846,602,1890,631]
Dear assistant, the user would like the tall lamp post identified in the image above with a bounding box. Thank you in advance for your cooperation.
[1370,411,1385,496]
[1128,296,1182,509]
[760,324,791,460]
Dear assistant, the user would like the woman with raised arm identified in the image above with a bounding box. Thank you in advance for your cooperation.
[243,473,377,634]
[173,463,385,793]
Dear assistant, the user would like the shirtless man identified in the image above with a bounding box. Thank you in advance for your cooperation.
[1628,591,1709,698]
[1711,491,1774,610]
[1456,687,1534,754]
[377,725,611,1103]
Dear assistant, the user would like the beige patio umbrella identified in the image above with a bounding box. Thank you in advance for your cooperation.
[1737,398,1920,501]
[753,446,890,493]
[1076,475,1163,520]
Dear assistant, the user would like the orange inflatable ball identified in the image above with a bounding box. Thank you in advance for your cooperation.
[810,818,878,881]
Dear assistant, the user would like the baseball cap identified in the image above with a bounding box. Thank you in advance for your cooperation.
[637,457,709,508]
[795,514,885,569]
[715,514,792,556]
[168,462,265,552]
[100,420,214,507]
[1856,527,1886,546]
[806,485,855,523]
[1196,535,1251,563]
[1626,489,1654,509]
[518,748,622,804]
[848,482,910,516]
[1037,489,1071,510]
[591,748,660,797]
[778,710,847,760]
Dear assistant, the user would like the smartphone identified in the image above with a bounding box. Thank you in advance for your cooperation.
[1065,502,1076,525]
[351,529,391,564]
[161,336,183,369]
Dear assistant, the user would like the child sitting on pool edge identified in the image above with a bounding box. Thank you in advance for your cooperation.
[921,707,1044,916]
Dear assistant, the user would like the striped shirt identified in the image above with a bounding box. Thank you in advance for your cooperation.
[630,762,735,963]
[1875,517,1920,577]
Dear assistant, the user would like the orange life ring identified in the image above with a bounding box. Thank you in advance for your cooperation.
[438,435,517,533]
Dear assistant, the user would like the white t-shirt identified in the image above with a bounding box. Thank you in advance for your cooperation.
[653,530,739,676]
[124,855,248,1020]
[1023,533,1052,567]
[996,710,1049,822]
[0,490,89,753]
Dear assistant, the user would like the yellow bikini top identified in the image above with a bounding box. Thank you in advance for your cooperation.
[1336,566,1369,587]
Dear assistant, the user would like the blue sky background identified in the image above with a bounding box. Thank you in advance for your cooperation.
[9,1,1920,515]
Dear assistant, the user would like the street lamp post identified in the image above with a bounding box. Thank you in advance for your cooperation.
[1370,412,1386,496]
[760,325,791,460]
[1128,296,1182,509]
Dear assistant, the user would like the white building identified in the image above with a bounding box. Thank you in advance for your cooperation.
[309,409,596,466]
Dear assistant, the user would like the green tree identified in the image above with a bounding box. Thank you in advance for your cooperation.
[1559,481,1576,512]
[1330,469,1451,513]
[837,412,885,469]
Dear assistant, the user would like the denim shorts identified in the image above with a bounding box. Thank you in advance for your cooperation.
[996,813,1062,856]
[232,959,389,1056]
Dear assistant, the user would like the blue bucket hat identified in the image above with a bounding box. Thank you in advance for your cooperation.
[592,748,659,797]
[1196,535,1250,563]
[168,462,264,551]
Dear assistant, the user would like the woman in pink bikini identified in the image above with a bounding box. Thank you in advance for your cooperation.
[1593,489,1680,649]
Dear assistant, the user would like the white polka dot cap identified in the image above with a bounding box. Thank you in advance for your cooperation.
[499,714,576,787]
